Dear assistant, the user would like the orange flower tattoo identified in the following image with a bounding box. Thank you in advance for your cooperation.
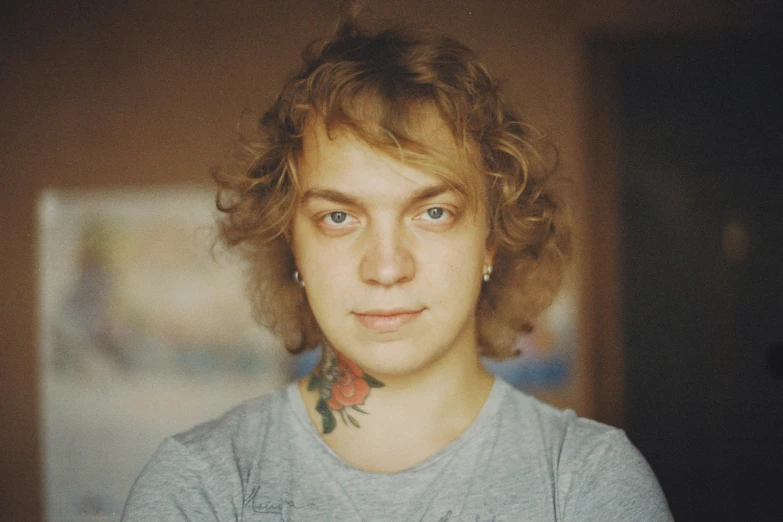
[308,348,384,434]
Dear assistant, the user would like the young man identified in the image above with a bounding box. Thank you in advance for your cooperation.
[124,13,673,521]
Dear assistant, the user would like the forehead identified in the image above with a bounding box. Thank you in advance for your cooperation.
[298,120,445,199]
[297,110,481,202]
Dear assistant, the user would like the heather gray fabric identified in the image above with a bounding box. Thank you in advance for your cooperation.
[123,379,673,521]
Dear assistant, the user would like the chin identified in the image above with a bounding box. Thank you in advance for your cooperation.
[344,337,454,380]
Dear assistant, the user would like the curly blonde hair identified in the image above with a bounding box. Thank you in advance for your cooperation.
[214,12,571,359]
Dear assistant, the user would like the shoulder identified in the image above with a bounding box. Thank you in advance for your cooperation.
[172,385,289,460]
[122,385,292,521]
[495,379,616,453]
[495,381,673,521]
[496,380,638,459]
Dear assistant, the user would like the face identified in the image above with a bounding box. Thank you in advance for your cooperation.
[291,119,492,380]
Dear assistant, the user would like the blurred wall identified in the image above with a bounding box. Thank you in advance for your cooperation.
[1,0,776,519]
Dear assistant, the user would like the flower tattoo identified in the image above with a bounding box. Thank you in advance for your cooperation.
[308,348,384,434]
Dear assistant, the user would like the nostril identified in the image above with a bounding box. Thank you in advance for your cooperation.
[359,234,415,286]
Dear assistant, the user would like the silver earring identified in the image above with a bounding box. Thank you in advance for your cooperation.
[293,270,305,288]
[483,265,493,282]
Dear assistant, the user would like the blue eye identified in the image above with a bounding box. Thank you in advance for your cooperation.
[416,206,454,227]
[328,211,348,224]
[426,208,446,220]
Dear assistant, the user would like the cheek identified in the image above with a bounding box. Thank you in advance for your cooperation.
[421,239,485,294]
[292,219,348,314]
[299,251,354,323]
[292,217,339,276]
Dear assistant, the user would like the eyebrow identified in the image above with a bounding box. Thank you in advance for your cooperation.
[300,182,457,208]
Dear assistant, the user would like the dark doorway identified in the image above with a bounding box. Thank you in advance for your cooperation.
[593,35,783,521]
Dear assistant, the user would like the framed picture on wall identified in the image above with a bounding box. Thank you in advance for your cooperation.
[37,187,295,521]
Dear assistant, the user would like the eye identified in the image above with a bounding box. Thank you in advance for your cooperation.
[428,208,444,220]
[321,211,357,228]
[419,207,451,222]
[325,211,348,224]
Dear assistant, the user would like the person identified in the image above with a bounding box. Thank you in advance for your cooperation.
[123,10,673,521]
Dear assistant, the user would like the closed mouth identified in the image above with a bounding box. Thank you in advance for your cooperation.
[353,309,423,332]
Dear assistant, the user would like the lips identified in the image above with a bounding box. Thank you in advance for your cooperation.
[353,309,423,333]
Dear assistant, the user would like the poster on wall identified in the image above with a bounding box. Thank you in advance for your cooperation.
[37,187,295,521]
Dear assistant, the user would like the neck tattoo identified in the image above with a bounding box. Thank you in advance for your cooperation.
[308,345,385,434]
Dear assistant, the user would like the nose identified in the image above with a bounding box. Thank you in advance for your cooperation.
[359,222,415,286]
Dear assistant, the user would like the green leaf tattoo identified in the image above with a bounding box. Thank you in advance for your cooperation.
[315,397,337,434]
[363,374,384,388]
[308,347,385,434]
[307,374,321,391]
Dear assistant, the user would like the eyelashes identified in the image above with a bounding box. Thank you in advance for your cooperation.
[322,211,356,226]
[318,206,455,231]
[417,207,451,223]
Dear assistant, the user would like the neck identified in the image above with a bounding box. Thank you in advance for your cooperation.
[298,343,494,472]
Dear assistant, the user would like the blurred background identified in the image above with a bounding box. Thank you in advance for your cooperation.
[1,0,781,520]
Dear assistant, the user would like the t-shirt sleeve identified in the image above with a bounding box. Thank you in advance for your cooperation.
[122,438,235,522]
[560,429,674,521]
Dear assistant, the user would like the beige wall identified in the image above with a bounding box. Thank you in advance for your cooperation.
[1,0,772,518]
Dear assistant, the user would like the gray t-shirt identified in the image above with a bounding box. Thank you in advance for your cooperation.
[123,379,673,521]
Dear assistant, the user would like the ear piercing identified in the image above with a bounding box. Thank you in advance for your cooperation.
[483,265,493,282]
[293,270,305,288]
